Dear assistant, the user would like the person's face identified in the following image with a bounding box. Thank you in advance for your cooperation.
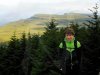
[66,34,74,41]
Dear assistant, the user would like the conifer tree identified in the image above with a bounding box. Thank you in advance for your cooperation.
[42,18,59,58]
[41,18,63,75]
[83,4,100,75]
[3,33,21,75]
[0,42,8,75]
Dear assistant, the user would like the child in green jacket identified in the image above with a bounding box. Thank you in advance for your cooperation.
[59,27,81,75]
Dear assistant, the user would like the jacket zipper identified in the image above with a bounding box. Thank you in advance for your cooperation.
[70,49,73,70]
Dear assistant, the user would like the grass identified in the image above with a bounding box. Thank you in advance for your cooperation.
[0,21,46,42]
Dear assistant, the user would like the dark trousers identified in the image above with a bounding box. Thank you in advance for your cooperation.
[61,62,80,75]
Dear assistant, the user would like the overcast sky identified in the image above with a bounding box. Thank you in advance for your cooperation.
[0,0,100,25]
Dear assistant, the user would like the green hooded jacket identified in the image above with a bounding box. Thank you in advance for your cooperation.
[59,37,81,53]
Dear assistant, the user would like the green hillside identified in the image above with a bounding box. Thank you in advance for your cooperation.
[0,13,90,42]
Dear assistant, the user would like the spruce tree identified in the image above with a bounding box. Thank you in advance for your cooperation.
[3,33,21,75]
[41,18,63,75]
[42,18,59,58]
[83,4,100,75]
[0,42,8,75]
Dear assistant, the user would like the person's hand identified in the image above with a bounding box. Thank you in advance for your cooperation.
[60,68,62,71]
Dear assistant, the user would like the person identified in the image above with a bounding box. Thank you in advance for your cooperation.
[59,27,81,75]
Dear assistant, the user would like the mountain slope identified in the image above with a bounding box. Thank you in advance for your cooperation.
[0,13,90,42]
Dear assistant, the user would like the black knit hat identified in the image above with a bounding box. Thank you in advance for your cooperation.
[64,27,75,35]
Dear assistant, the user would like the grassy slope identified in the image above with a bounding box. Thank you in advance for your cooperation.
[0,13,89,42]
[0,20,46,42]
